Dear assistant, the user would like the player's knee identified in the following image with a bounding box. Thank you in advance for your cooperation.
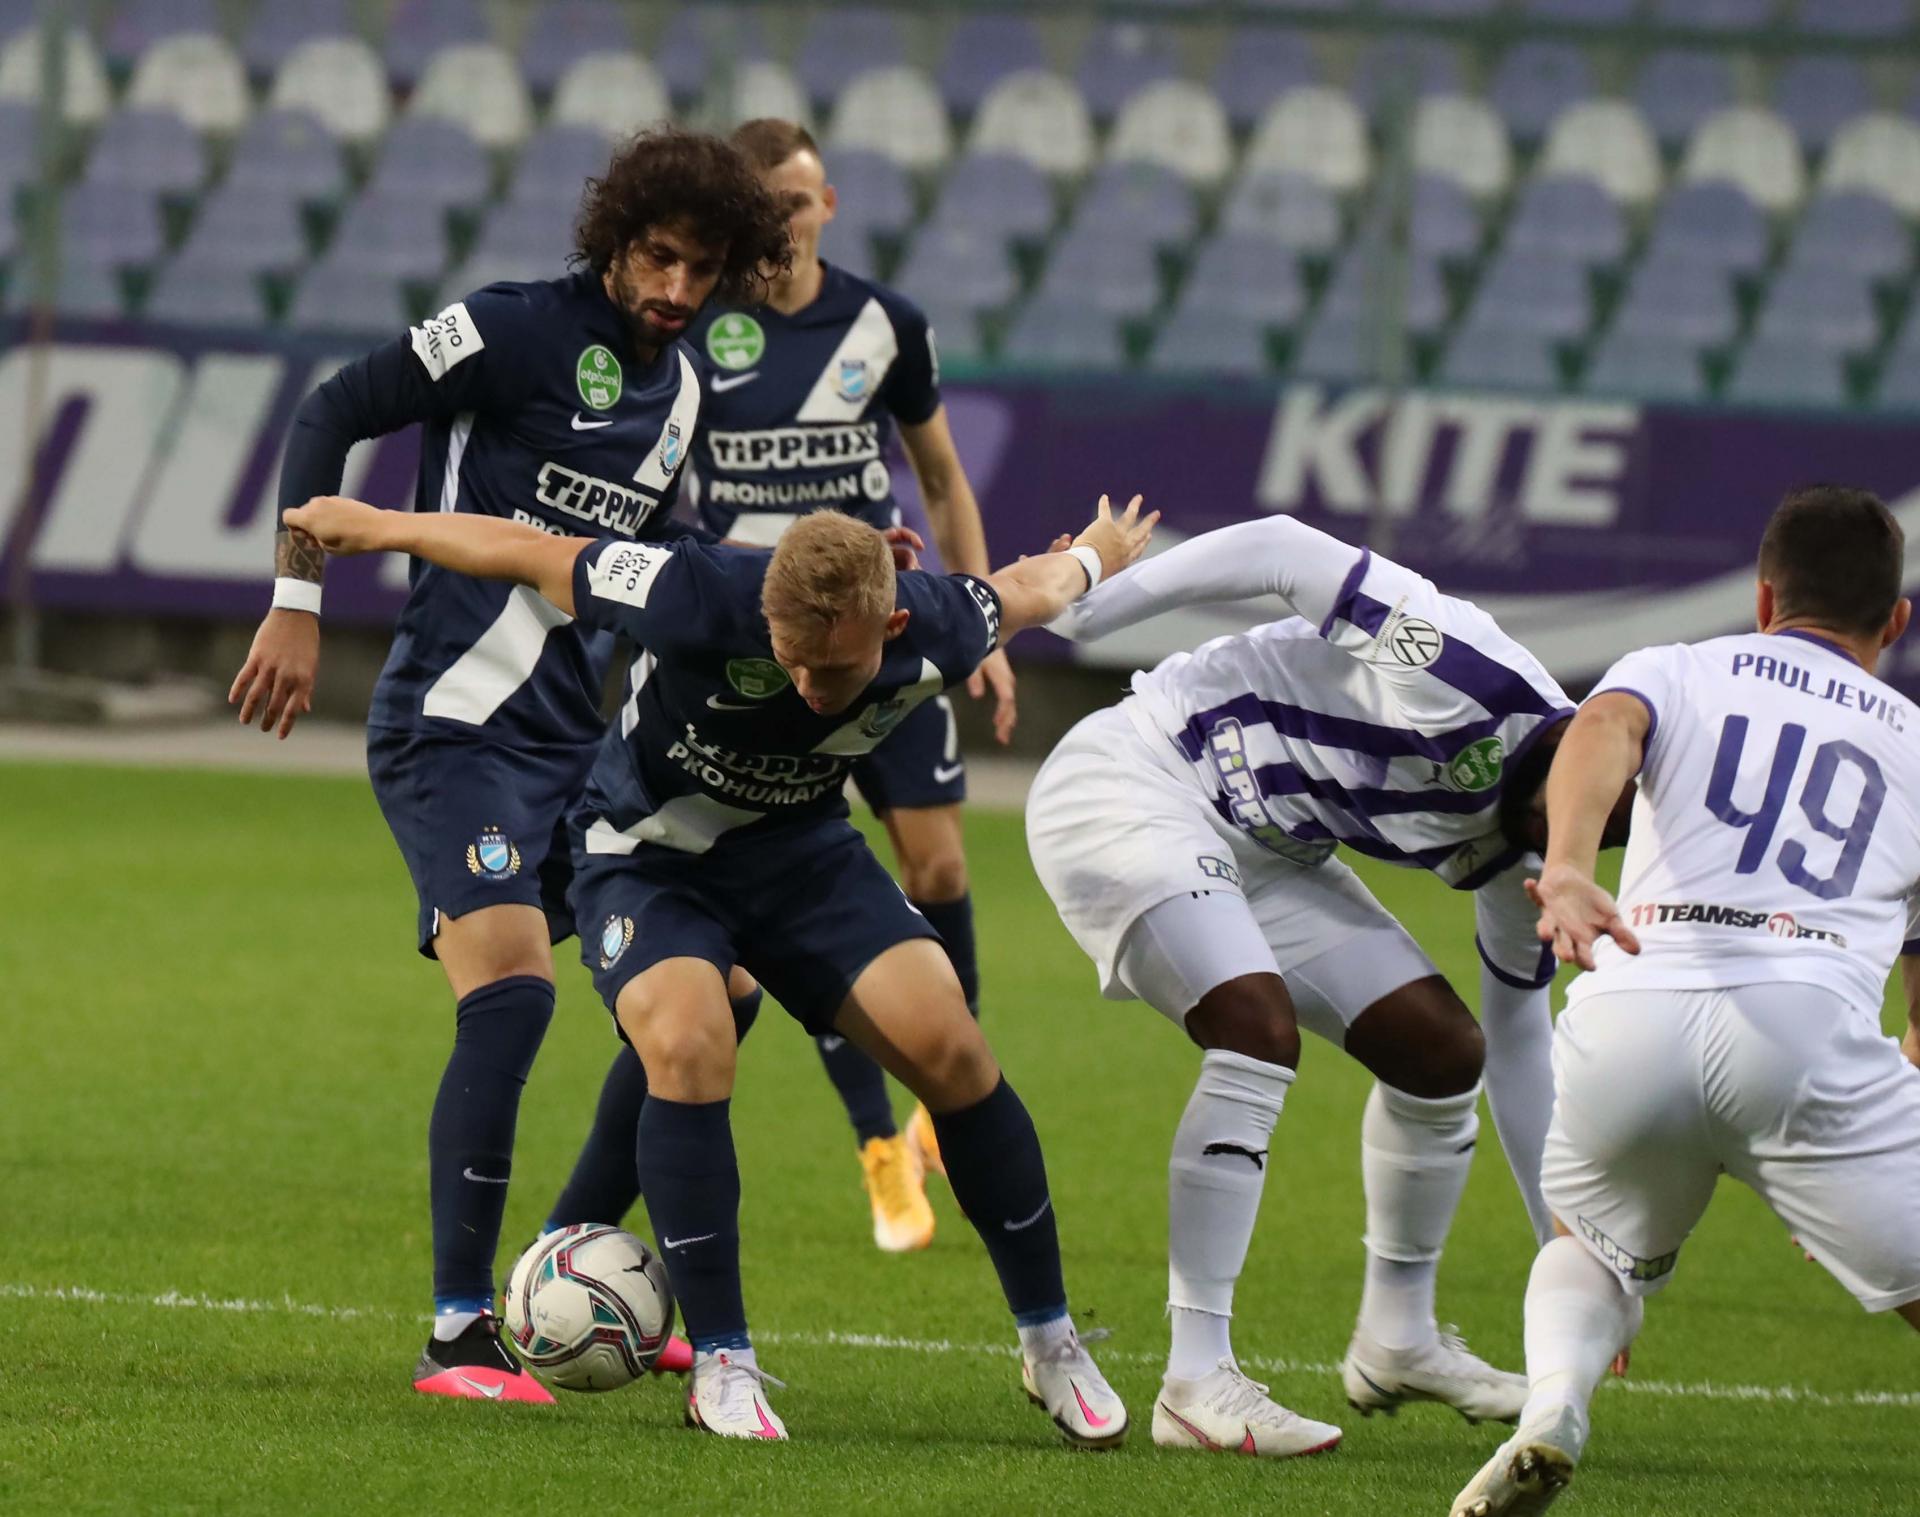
[617,986,736,1101]
[912,1018,999,1109]
[1185,974,1301,1069]
[1350,979,1484,1096]
[900,847,968,904]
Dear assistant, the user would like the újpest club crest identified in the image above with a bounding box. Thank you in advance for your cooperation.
[836,357,870,401]
[599,914,634,969]
[467,828,521,880]
[658,420,684,474]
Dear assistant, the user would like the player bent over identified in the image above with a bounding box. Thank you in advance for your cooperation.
[285,492,1156,1444]
[1027,515,1634,1455]
[227,129,790,1401]
[1451,487,1920,1517]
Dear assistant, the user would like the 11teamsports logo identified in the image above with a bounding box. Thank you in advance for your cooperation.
[707,313,766,370]
[577,345,623,409]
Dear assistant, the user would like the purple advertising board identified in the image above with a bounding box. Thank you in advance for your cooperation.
[8,320,1920,693]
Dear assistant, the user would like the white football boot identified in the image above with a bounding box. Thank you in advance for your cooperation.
[1153,1360,1343,1458]
[1341,1325,1527,1424]
[685,1350,788,1441]
[1021,1329,1129,1449]
[1448,1402,1587,1517]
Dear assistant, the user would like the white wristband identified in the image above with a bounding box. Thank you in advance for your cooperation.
[1066,544,1104,593]
[272,577,323,616]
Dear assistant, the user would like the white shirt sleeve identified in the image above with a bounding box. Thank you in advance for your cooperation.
[1587,644,1682,774]
[1904,890,1920,955]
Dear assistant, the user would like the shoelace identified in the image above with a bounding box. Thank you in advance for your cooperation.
[1201,1361,1297,1426]
[705,1354,789,1397]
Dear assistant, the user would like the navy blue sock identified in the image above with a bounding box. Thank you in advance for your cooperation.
[635,1095,748,1351]
[815,1033,897,1145]
[428,974,554,1309]
[548,988,763,1229]
[932,1077,1067,1322]
[916,893,980,1018]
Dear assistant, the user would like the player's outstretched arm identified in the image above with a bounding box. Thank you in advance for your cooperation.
[987,495,1157,641]
[283,497,591,617]
[1527,692,1650,970]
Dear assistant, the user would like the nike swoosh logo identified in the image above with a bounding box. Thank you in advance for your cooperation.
[1157,1402,1223,1449]
[462,1167,510,1184]
[932,762,964,784]
[706,693,764,710]
[571,413,614,430]
[456,1374,505,1399]
[1003,1197,1052,1232]
[1070,1380,1111,1429]
[752,1399,781,1438]
[710,371,759,393]
[663,1232,718,1250]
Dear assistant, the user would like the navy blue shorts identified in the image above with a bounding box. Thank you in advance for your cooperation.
[851,693,966,814]
[569,818,941,1035]
[367,727,596,956]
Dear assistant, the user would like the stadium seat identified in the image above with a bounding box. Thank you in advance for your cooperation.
[0,99,34,194]
[1148,308,1276,376]
[1794,0,1912,37]
[1502,175,1627,266]
[1538,100,1662,205]
[1488,41,1596,143]
[821,228,878,280]
[1752,265,1881,353]
[1438,323,1560,392]
[1874,348,1920,409]
[0,191,14,269]
[725,61,812,131]
[515,1,632,98]
[1067,163,1198,251]
[829,66,952,172]
[1211,26,1318,130]
[60,181,167,270]
[471,199,575,271]
[126,33,251,136]
[1246,87,1371,196]
[83,107,207,197]
[797,6,905,111]
[240,0,352,79]
[1410,95,1512,200]
[1643,180,1770,274]
[384,0,488,88]
[894,223,1021,314]
[1107,81,1233,187]
[1350,37,1465,120]
[52,261,128,317]
[1001,297,1126,369]
[145,258,268,326]
[1582,330,1709,401]
[505,124,609,210]
[1821,113,1920,218]
[968,71,1095,178]
[288,254,411,334]
[0,26,112,126]
[822,150,915,242]
[1612,259,1741,347]
[322,193,451,284]
[1654,0,1775,26]
[1524,0,1637,21]
[435,254,555,305]
[1320,242,1451,336]
[1635,50,1738,151]
[928,153,1055,244]
[1221,172,1344,257]
[104,0,218,68]
[653,6,711,101]
[409,43,532,149]
[268,38,392,143]
[221,109,347,208]
[939,14,1046,116]
[1726,337,1849,407]
[1179,232,1308,327]
[174,183,309,275]
[1461,250,1592,340]
[1384,0,1501,14]
[1036,231,1162,320]
[1292,311,1410,385]
[917,300,984,364]
[1362,173,1483,263]
[1785,190,1911,281]
[1681,108,1806,214]
[1770,56,1872,154]
[364,118,492,213]
[550,52,672,141]
[1075,22,1176,121]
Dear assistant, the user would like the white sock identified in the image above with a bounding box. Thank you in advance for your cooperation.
[1479,975,1558,1245]
[1167,1048,1293,1373]
[1356,1081,1479,1352]
[1521,1235,1639,1437]
[1166,1307,1234,1382]
[432,1309,482,1343]
[1017,1312,1074,1357]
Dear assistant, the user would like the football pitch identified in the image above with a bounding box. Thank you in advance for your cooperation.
[4,759,1915,1515]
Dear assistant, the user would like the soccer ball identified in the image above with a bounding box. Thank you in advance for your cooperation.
[503,1225,675,1391]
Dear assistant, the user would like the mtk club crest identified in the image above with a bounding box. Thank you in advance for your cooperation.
[467,827,522,880]
[836,358,870,402]
[599,913,635,969]
[659,420,685,474]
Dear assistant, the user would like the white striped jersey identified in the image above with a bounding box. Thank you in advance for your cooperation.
[1573,631,1920,1014]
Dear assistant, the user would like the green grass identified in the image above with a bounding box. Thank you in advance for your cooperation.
[2,760,1915,1515]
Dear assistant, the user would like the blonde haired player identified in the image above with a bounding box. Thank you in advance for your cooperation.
[1452,485,1920,1516]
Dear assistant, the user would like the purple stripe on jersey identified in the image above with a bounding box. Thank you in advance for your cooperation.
[1452,844,1528,893]
[1589,686,1658,752]
[1249,760,1499,819]
[1476,932,1556,990]
[1904,938,1920,957]
[1317,548,1374,638]
[1330,831,1464,871]
[1347,589,1563,721]
[1174,691,1497,766]
[1774,628,1863,667]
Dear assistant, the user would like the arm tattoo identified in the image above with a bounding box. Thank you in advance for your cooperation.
[275,526,326,584]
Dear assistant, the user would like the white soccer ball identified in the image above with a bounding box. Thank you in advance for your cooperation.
[503,1225,675,1391]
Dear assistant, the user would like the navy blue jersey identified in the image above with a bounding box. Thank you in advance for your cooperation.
[565,538,999,853]
[368,273,703,745]
[684,262,939,544]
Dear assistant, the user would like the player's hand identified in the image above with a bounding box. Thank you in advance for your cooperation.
[1073,494,1158,583]
[281,496,391,556]
[968,648,1017,744]
[1903,1022,1920,1072]
[229,608,319,740]
[881,525,924,572]
[1526,866,1639,971]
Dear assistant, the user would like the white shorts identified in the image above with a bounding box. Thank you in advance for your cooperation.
[1027,705,1437,1035]
[1543,983,1920,1312]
